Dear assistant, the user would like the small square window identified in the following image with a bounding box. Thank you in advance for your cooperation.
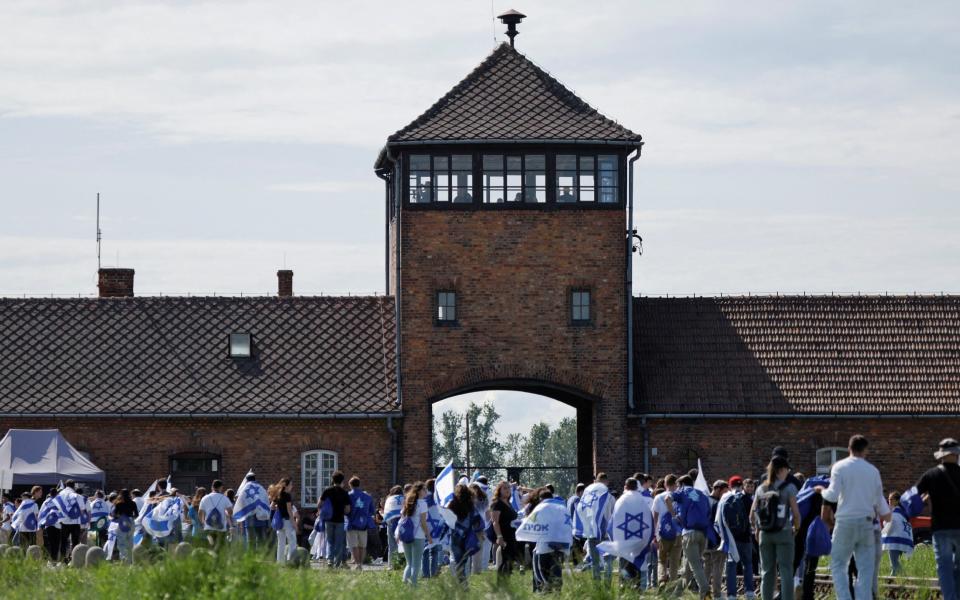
[437,291,457,323]
[571,290,591,324]
[229,333,252,357]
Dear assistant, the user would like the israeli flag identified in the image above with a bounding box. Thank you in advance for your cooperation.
[38,497,61,528]
[597,490,654,570]
[165,474,173,493]
[510,484,523,513]
[104,516,134,560]
[435,460,456,507]
[233,480,270,522]
[471,470,482,481]
[54,488,84,522]
[89,498,111,531]
[715,490,740,563]
[141,496,181,539]
[516,497,573,548]
[144,478,161,498]
[12,499,39,532]
[694,459,710,494]
[134,501,156,546]
[383,494,404,523]
[899,486,925,519]
[574,482,613,540]
[881,509,914,554]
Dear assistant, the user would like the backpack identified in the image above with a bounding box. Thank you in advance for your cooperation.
[706,499,721,549]
[805,517,832,556]
[677,489,711,532]
[349,493,370,530]
[756,482,789,533]
[722,492,752,539]
[396,515,416,544]
[318,498,333,523]
[270,508,283,531]
[658,510,679,541]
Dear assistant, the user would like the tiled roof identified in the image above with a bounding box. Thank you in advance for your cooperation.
[634,295,960,415]
[0,296,397,416]
[386,43,642,145]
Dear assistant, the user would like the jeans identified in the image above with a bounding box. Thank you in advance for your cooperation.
[682,530,710,597]
[245,519,269,547]
[276,519,297,563]
[402,538,425,585]
[759,529,795,600]
[450,537,471,584]
[421,544,441,578]
[705,548,727,597]
[116,517,134,564]
[830,518,876,600]
[726,539,756,597]
[933,529,960,600]
[619,556,648,590]
[325,521,346,567]
[386,519,399,566]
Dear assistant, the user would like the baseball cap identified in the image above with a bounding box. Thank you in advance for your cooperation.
[728,475,744,487]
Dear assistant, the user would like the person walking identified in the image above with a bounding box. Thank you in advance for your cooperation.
[112,489,138,564]
[382,485,404,568]
[674,475,712,598]
[345,476,373,570]
[469,481,492,574]
[880,491,913,576]
[821,435,891,600]
[491,480,521,578]
[40,489,62,562]
[704,480,730,598]
[269,478,297,564]
[752,456,801,600]
[319,471,351,568]
[399,482,433,586]
[577,472,615,584]
[719,476,756,600]
[56,480,87,562]
[654,474,683,589]
[915,438,960,600]
[11,488,41,548]
[188,488,206,539]
[198,479,233,550]
[448,483,482,585]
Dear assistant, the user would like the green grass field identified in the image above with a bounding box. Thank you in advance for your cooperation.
[0,545,940,599]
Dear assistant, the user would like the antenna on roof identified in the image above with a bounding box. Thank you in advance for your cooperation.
[497,9,527,47]
[96,193,102,270]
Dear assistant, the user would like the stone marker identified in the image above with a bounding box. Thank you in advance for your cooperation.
[70,543,89,567]
[85,546,105,567]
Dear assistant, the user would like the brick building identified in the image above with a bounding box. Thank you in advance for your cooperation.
[1,35,958,499]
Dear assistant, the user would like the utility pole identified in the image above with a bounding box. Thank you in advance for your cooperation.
[465,412,471,475]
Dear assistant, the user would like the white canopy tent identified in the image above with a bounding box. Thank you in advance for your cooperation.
[0,429,105,490]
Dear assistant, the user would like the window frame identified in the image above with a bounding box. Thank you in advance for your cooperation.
[301,449,338,507]
[816,447,846,475]
[481,153,547,205]
[570,288,593,326]
[169,451,221,495]
[435,290,458,326]
[228,332,252,358]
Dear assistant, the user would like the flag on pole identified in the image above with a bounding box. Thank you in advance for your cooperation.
[434,460,456,507]
[694,459,710,494]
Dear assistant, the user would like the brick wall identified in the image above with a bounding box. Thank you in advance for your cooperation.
[628,417,960,492]
[0,417,395,503]
[395,207,629,483]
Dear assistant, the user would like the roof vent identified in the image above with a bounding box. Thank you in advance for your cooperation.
[497,9,526,47]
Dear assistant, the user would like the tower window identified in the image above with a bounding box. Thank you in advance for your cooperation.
[557,154,618,203]
[437,291,457,324]
[571,289,591,324]
[483,154,546,203]
[409,154,474,203]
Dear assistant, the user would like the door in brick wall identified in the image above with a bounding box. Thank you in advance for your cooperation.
[169,452,221,495]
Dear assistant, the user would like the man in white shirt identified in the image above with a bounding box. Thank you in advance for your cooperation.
[821,435,891,600]
[198,479,233,549]
[56,480,88,562]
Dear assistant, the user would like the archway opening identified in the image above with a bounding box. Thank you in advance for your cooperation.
[431,387,592,496]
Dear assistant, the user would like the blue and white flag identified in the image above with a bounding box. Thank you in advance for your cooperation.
[715,491,740,563]
[12,499,39,532]
[383,494,404,523]
[797,475,830,521]
[88,498,111,531]
[104,516,134,560]
[598,490,654,570]
[233,480,270,522]
[38,497,61,528]
[898,486,925,519]
[165,475,173,493]
[881,509,914,554]
[435,460,456,507]
[516,497,573,549]
[510,484,524,513]
[694,459,710,494]
[134,501,156,546]
[53,488,84,522]
[140,496,181,539]
[574,482,613,540]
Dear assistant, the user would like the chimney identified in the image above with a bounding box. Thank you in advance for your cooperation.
[98,268,135,298]
[277,270,293,298]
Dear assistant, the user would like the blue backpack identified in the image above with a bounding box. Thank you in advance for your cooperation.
[658,510,679,541]
[348,492,371,530]
[270,509,283,531]
[806,517,832,557]
[397,515,416,544]
[676,489,711,532]
[318,498,333,523]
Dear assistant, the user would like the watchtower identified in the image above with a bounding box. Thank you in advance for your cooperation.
[375,17,643,484]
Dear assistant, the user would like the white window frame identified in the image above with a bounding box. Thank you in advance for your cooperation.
[301,450,338,507]
[816,447,846,476]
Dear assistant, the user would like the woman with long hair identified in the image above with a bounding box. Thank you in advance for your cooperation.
[469,482,492,574]
[490,480,520,578]
[399,482,432,586]
[269,477,297,564]
[448,484,483,585]
[112,489,139,564]
[188,487,206,538]
[752,456,801,600]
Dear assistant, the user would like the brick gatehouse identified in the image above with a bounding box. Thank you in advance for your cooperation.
[2,37,958,502]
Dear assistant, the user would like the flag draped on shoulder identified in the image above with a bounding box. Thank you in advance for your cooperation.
[12,499,39,532]
[140,496,182,539]
[233,480,270,522]
[383,494,404,523]
[574,482,613,539]
[797,475,829,521]
[598,490,654,570]
[88,498,111,531]
[898,486,924,519]
[516,497,572,549]
[54,487,85,523]
[715,491,740,563]
[38,497,61,528]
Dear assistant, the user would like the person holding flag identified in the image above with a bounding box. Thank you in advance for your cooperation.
[517,486,574,592]
[673,474,712,598]
[469,481,492,574]
[55,479,88,562]
[1,494,15,544]
[39,488,62,561]
[11,487,41,548]
[447,483,484,585]
[421,478,448,578]
[574,472,615,584]
[107,489,138,563]
[87,490,112,547]
[598,478,655,591]
[234,471,270,547]
[717,476,756,600]
[881,491,915,576]
[383,485,405,568]
[397,481,433,586]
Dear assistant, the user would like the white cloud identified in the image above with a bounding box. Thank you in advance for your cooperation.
[434,391,576,438]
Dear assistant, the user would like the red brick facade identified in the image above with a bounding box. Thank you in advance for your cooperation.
[630,417,960,492]
[392,207,629,484]
[0,417,394,500]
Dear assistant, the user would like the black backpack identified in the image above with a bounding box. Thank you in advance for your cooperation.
[723,491,751,539]
[756,482,789,533]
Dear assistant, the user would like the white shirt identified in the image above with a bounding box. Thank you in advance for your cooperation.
[652,491,672,519]
[413,499,428,540]
[822,456,890,522]
[198,492,233,531]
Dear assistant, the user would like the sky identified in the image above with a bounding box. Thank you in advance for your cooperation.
[2,1,958,428]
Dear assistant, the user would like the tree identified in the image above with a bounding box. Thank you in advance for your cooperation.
[466,401,503,470]
[432,409,463,466]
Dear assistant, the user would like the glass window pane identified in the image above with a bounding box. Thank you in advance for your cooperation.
[410,173,431,203]
[507,187,523,202]
[557,174,577,202]
[598,155,617,172]
[484,173,504,203]
[525,155,545,170]
[433,156,449,170]
[557,155,576,170]
[580,171,595,188]
[434,173,450,202]
[453,173,473,202]
[599,186,618,203]
[580,188,595,202]
[579,156,595,171]
[507,156,522,171]
[410,155,430,170]
[483,154,503,170]
[451,155,472,170]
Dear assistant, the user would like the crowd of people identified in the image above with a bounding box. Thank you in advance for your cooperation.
[1,435,958,600]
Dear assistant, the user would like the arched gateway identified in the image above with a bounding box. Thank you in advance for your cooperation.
[374,42,643,485]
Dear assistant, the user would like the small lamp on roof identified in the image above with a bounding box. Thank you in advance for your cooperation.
[497,9,527,47]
